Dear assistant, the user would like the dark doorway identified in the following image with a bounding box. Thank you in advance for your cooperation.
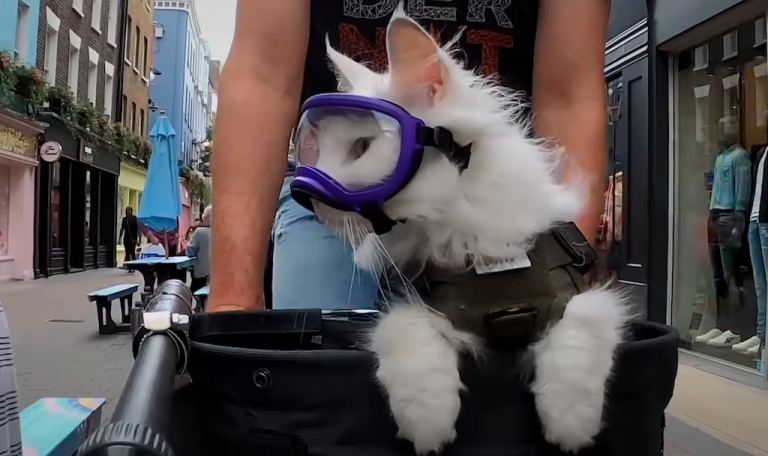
[605,58,651,310]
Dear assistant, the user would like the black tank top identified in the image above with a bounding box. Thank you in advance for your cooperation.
[302,0,539,103]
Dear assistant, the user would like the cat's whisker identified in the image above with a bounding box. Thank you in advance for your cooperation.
[368,237,391,311]
[345,217,358,309]
[371,235,418,304]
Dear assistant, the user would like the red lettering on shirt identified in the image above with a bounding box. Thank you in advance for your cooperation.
[338,23,388,72]
[467,29,513,75]
[337,23,515,77]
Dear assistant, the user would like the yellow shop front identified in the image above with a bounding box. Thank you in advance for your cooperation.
[116,163,146,265]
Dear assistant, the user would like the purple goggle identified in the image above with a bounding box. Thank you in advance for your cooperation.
[290,93,471,234]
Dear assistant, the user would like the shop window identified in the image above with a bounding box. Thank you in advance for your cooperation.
[723,30,739,61]
[755,63,767,128]
[694,44,709,71]
[694,84,711,143]
[0,165,9,257]
[756,17,767,47]
[51,162,62,249]
[672,15,768,373]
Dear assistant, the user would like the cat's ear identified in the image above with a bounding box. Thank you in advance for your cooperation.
[386,6,447,102]
[326,36,374,92]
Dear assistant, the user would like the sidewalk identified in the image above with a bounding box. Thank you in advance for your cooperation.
[0,268,142,419]
[666,360,768,456]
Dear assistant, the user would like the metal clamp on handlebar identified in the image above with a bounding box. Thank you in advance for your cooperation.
[132,280,193,375]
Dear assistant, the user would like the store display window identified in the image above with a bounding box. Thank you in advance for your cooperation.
[672,14,768,372]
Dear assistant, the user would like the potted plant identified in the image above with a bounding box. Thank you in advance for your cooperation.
[45,85,74,115]
[138,138,152,164]
[0,52,15,108]
[12,65,45,107]
[73,101,97,132]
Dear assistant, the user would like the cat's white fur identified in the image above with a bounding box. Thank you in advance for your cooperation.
[310,6,628,454]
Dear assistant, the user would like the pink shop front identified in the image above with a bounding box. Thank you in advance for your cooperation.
[0,108,44,280]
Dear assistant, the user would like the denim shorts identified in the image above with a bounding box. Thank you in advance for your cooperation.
[271,177,379,310]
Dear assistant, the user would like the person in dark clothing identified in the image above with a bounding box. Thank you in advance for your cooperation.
[119,207,139,262]
[210,0,610,313]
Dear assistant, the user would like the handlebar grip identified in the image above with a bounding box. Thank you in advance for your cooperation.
[77,421,174,456]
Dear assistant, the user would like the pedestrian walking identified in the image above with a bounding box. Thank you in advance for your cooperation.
[119,207,139,262]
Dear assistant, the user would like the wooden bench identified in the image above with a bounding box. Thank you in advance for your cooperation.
[87,284,138,335]
[21,397,105,456]
[193,285,210,312]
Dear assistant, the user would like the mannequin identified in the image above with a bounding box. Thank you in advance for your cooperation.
[736,144,768,357]
[698,116,752,347]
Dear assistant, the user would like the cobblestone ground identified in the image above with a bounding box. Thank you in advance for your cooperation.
[0,268,144,419]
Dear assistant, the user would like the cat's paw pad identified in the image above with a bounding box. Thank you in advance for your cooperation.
[534,382,603,452]
[391,394,459,455]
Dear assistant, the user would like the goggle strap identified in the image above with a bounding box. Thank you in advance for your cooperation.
[417,126,473,173]
[359,205,399,235]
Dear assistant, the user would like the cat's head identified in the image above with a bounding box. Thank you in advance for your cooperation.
[304,8,583,268]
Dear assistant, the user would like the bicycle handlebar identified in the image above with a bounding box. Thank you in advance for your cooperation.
[78,280,194,456]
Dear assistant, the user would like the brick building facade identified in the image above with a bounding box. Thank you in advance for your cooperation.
[36,0,122,117]
[119,0,152,135]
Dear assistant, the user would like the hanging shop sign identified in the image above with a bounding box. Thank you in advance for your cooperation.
[40,141,62,163]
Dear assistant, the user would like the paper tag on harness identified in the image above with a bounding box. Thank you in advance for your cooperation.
[474,253,531,275]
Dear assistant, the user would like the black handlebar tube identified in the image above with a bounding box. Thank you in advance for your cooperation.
[78,280,194,456]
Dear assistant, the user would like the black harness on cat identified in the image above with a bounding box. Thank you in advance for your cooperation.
[415,222,597,347]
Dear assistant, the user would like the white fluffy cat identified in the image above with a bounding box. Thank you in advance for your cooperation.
[306,7,628,455]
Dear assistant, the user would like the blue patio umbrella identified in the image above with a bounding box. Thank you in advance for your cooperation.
[138,115,181,255]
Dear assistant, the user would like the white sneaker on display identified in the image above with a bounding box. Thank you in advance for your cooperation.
[746,343,762,357]
[706,330,741,347]
[732,336,761,353]
[695,328,723,343]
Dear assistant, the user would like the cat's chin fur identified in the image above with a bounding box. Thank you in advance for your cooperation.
[315,7,628,455]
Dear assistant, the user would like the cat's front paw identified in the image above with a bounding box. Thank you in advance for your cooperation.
[391,393,459,454]
[371,304,472,455]
[531,288,628,452]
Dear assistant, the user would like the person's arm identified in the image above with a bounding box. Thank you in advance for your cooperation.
[186,230,199,258]
[533,0,611,243]
[209,1,310,312]
[119,218,125,239]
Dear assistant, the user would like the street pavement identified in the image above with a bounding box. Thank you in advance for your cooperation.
[0,268,141,419]
[0,269,765,455]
